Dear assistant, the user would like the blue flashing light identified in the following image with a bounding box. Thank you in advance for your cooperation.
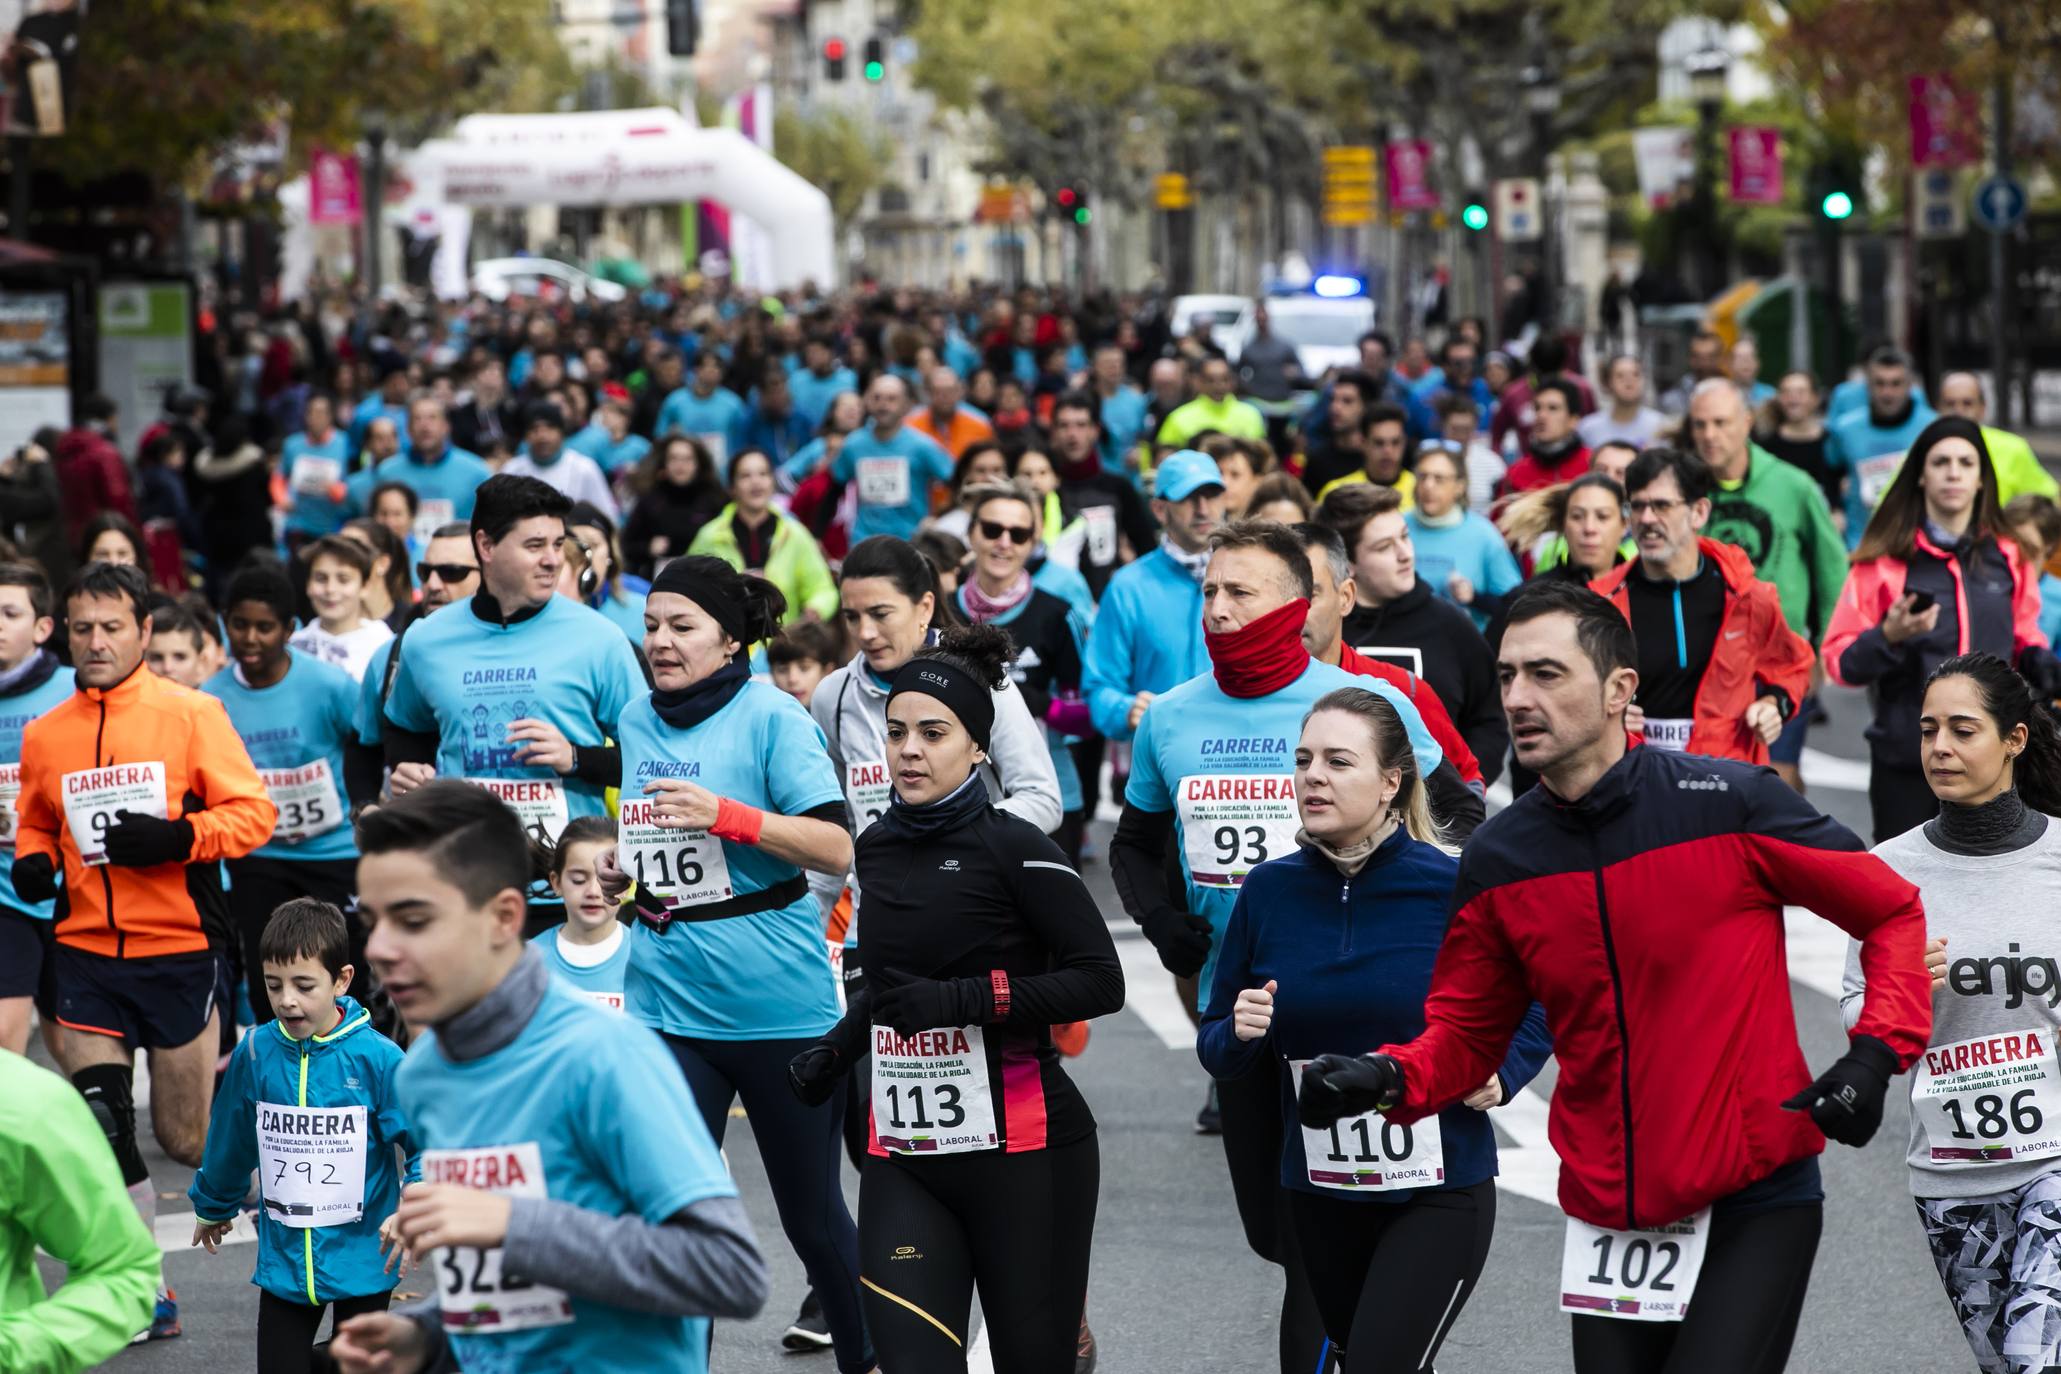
[1312,274,1364,299]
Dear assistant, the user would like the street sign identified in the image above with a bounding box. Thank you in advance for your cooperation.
[1972,176,2027,233]
[1494,178,1542,242]
[1154,172,1194,211]
[1913,169,1964,241]
[1323,145,1379,228]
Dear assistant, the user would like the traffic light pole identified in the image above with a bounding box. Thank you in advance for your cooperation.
[1990,59,2013,427]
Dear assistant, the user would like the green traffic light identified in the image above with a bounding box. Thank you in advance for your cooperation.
[864,60,884,81]
[1821,190,1854,221]
[1074,207,1091,225]
[1461,204,1489,232]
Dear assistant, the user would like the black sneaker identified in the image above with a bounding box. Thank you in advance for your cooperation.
[782,1290,833,1351]
[1195,1082,1222,1135]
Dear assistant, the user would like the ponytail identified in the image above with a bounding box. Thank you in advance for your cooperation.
[1926,652,2061,816]
[531,814,619,889]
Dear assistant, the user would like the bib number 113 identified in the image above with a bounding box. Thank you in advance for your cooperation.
[880,1083,965,1131]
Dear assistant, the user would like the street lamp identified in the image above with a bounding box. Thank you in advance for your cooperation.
[1523,62,1561,330]
[1686,42,1730,300]
[361,111,388,304]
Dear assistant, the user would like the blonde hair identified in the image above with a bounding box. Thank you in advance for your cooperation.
[1303,688,1451,851]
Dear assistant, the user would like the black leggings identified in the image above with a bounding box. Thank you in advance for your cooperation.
[228,856,362,1020]
[1570,1203,1822,1374]
[664,1033,873,1374]
[1290,1182,1496,1373]
[1218,1054,1331,1374]
[257,1288,389,1374]
[858,1134,1098,1374]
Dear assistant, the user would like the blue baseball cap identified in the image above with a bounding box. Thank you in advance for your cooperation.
[1155,449,1226,503]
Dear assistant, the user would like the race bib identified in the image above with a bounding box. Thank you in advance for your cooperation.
[1289,1060,1444,1191]
[616,797,734,906]
[0,763,19,850]
[1856,452,1902,508]
[1354,644,1426,679]
[846,760,892,835]
[828,941,847,1013]
[1559,1209,1710,1322]
[256,1102,368,1229]
[1643,718,1694,753]
[857,458,911,507]
[466,778,570,846]
[693,432,730,472]
[871,1023,998,1155]
[62,762,168,866]
[1176,773,1299,887]
[292,456,343,499]
[414,499,456,547]
[261,761,344,844]
[1084,505,1118,566]
[581,989,625,1012]
[1914,1029,2061,1166]
[423,1142,574,1334]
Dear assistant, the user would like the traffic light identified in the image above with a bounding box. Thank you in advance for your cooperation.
[1055,185,1089,225]
[1812,145,1864,225]
[1820,189,1854,221]
[862,36,885,82]
[822,36,846,81]
[1460,197,1489,232]
[665,0,697,57]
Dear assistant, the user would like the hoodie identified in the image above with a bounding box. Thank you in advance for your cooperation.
[1343,578,1506,785]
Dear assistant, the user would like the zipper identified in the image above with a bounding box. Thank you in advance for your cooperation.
[1589,832,1638,1230]
[1338,877,1353,957]
[299,1041,317,1305]
[93,695,120,957]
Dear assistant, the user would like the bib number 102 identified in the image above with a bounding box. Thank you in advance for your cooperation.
[1587,1232,1682,1292]
[1324,1116,1414,1165]
[1942,1089,2044,1141]
[881,1083,965,1131]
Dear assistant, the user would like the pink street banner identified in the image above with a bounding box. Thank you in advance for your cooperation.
[1385,139,1438,211]
[1727,127,1782,205]
[1909,74,1981,168]
[308,148,361,225]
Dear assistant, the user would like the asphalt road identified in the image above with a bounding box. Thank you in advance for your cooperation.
[46,684,1976,1373]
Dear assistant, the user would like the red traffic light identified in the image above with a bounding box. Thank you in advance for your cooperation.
[1056,187,1078,207]
[823,38,847,60]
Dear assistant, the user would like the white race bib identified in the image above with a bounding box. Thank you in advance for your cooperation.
[413,499,457,547]
[1559,1209,1710,1322]
[1856,452,1902,508]
[1289,1060,1445,1191]
[0,762,20,851]
[62,762,168,867]
[261,761,344,844]
[692,432,730,472]
[1084,505,1118,566]
[846,760,892,835]
[871,1023,999,1155]
[466,778,570,845]
[292,456,343,499]
[423,1143,574,1334]
[1914,1029,2061,1166]
[1176,773,1299,887]
[616,797,734,906]
[256,1102,368,1229]
[1643,718,1694,753]
[856,457,911,507]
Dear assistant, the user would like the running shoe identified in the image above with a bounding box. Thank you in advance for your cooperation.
[1076,1316,1099,1373]
[131,1287,180,1343]
[1195,1082,1222,1135]
[782,1289,833,1350]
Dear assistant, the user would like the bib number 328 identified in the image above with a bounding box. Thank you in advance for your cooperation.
[422,1143,574,1334]
[1558,1209,1710,1322]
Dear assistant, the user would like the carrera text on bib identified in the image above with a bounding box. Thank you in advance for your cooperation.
[871,1024,998,1155]
[1914,1029,2061,1166]
[1290,1060,1445,1191]
[1177,772,1299,887]
[1559,1209,1710,1322]
[62,762,168,866]
[616,797,734,906]
[423,1142,574,1333]
[262,761,345,844]
[257,1102,368,1228]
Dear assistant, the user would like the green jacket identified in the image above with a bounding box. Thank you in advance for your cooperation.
[1705,443,1848,644]
[686,505,839,623]
[1985,426,2059,506]
[0,1054,158,1373]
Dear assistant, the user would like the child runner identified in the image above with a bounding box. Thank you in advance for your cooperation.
[530,815,631,1010]
[291,535,395,683]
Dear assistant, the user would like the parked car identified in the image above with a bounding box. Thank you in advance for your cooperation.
[469,257,629,304]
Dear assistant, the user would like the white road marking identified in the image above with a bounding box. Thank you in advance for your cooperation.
[968,1315,993,1372]
[1489,1088,1562,1209]
[1800,746,1871,794]
[156,1208,258,1253]
[1112,927,1201,1051]
[1784,904,1853,1005]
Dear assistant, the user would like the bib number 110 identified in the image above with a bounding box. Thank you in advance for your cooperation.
[1323,1116,1413,1165]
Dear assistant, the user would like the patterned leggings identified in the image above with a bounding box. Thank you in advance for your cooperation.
[1918,1174,2061,1374]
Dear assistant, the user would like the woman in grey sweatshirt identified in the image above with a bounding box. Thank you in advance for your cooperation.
[1842,651,2061,1374]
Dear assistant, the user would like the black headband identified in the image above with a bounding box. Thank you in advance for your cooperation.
[649,556,749,644]
[888,657,996,755]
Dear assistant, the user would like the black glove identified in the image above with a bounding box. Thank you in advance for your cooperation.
[1781,1034,1898,1147]
[2019,648,2061,702]
[786,1042,846,1107]
[869,967,990,1038]
[1141,905,1215,978]
[10,851,55,903]
[101,811,194,868]
[1297,1052,1406,1130]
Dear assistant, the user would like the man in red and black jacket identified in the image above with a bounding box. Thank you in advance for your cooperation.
[1297,578,1930,1374]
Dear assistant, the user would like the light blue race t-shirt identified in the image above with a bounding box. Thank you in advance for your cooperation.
[399,979,735,1374]
[830,425,954,541]
[0,661,72,917]
[618,681,844,1040]
[205,650,361,863]
[531,924,633,1012]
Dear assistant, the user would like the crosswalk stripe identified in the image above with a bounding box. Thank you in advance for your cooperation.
[1111,928,1200,1050]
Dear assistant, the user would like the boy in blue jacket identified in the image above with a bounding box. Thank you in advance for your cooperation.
[189,899,419,1373]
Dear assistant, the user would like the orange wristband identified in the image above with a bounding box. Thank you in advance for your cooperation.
[710,796,765,845]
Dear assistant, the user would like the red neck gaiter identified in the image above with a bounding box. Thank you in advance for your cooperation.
[1206,598,1312,698]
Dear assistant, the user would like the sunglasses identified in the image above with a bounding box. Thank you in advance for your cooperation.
[416,562,478,584]
[977,519,1036,545]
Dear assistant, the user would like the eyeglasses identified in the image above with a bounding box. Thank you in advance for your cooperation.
[1626,498,1682,518]
[977,519,1036,545]
[416,562,478,584]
